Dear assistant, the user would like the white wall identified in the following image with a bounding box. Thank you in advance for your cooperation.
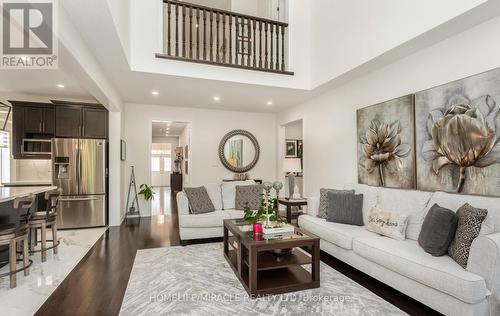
[124,103,277,216]
[309,0,488,87]
[278,15,500,198]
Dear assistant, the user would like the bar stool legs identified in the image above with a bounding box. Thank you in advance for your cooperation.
[9,239,16,288]
[41,223,47,262]
[23,238,30,276]
[52,225,58,255]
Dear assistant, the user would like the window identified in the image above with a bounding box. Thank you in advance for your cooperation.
[151,143,172,173]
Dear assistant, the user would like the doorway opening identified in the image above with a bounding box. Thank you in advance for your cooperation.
[151,120,190,216]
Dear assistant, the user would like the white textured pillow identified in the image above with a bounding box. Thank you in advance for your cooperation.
[366,207,410,241]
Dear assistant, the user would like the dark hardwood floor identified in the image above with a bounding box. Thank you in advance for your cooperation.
[36,193,440,316]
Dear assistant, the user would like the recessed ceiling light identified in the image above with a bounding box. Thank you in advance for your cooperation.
[213,96,220,102]
[151,90,159,96]
[57,84,65,88]
[266,101,273,106]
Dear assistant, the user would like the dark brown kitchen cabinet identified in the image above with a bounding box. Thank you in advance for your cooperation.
[54,104,108,139]
[9,101,54,159]
[82,107,107,138]
[55,106,82,138]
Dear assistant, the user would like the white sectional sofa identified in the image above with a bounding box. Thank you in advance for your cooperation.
[299,184,500,316]
[176,180,256,244]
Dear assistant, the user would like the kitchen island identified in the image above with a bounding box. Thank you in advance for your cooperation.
[0,185,58,265]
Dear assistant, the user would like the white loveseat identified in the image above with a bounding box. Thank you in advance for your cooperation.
[176,180,256,244]
[299,184,500,316]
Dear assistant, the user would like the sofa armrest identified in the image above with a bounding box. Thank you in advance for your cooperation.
[306,197,319,217]
[468,232,500,312]
[176,191,190,217]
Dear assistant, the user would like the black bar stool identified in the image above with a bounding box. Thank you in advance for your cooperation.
[28,189,61,262]
[0,196,35,288]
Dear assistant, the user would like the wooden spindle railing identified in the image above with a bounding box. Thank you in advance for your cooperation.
[157,0,293,75]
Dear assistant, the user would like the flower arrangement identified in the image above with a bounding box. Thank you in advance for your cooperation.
[243,194,287,228]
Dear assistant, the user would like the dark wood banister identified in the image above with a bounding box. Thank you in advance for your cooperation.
[163,0,289,28]
[158,0,293,75]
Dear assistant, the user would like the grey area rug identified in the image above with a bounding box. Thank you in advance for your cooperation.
[120,243,406,316]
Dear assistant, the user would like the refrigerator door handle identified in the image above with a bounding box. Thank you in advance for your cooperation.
[76,145,80,194]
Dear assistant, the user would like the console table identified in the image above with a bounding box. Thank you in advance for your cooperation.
[278,198,307,223]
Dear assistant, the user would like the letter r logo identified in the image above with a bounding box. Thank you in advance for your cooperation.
[2,1,53,54]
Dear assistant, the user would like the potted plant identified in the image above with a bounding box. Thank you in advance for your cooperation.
[138,184,155,201]
[243,202,264,235]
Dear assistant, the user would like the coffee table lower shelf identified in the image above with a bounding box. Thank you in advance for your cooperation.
[225,249,320,296]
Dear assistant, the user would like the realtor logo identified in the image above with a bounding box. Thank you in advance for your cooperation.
[1,0,57,69]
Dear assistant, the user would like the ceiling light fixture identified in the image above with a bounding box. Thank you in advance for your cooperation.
[151,90,159,96]
[57,84,65,88]
[213,96,220,102]
[266,101,273,106]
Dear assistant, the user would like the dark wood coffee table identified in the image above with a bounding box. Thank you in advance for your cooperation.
[223,219,320,296]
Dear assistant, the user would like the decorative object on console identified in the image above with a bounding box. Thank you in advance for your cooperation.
[184,186,215,214]
[326,191,364,226]
[173,147,183,173]
[418,204,458,257]
[416,68,500,196]
[285,139,297,157]
[448,203,488,269]
[283,158,302,198]
[318,189,354,219]
[219,129,260,173]
[357,95,416,189]
[235,184,264,210]
[273,181,283,201]
[366,207,410,241]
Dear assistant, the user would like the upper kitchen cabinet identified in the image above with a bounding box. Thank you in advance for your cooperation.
[9,101,55,159]
[11,101,55,135]
[52,101,108,139]
[82,107,107,139]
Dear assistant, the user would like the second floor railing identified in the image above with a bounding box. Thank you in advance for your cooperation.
[156,0,293,75]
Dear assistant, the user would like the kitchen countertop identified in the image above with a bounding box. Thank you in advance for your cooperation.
[0,185,58,203]
[1,180,53,187]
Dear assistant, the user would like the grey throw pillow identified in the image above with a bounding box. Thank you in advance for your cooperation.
[235,185,263,210]
[418,204,458,257]
[448,203,488,269]
[326,192,364,226]
[184,186,215,214]
[318,188,355,219]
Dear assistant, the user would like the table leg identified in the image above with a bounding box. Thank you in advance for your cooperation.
[286,205,292,223]
[223,225,228,255]
[312,240,320,282]
[249,247,258,294]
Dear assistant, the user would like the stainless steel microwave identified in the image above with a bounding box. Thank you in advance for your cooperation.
[21,138,52,156]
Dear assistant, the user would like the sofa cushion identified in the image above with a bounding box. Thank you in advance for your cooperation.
[204,183,223,210]
[318,188,354,219]
[221,180,256,210]
[418,204,458,257]
[427,191,498,235]
[343,183,379,225]
[353,237,489,304]
[326,192,364,226]
[179,210,230,228]
[377,187,432,240]
[184,186,215,214]
[448,204,488,269]
[298,215,379,250]
[225,209,245,219]
[235,184,263,210]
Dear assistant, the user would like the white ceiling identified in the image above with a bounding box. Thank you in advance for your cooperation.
[0,69,94,101]
[152,121,187,137]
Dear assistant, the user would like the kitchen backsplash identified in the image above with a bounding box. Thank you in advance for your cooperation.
[14,159,52,181]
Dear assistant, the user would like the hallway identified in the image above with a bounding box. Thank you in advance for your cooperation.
[152,187,173,216]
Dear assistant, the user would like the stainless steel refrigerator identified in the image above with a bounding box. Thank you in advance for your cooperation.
[52,138,107,229]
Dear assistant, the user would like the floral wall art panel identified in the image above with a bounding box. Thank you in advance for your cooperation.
[357,95,416,189]
[415,68,500,196]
